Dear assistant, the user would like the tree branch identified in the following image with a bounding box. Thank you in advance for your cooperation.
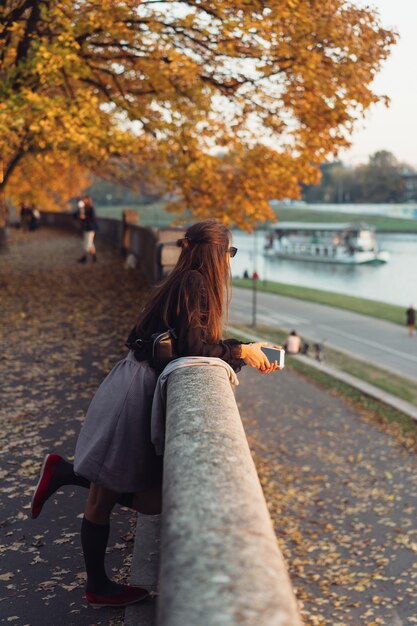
[14,0,42,68]
[2,144,27,188]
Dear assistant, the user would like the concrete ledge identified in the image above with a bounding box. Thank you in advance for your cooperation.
[157,366,302,626]
[125,514,160,626]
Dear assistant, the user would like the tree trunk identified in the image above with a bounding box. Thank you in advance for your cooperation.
[0,227,7,253]
[0,182,9,253]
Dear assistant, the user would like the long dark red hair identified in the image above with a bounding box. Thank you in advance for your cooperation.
[135,220,231,342]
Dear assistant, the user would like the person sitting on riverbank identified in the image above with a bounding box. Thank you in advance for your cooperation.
[284,330,301,354]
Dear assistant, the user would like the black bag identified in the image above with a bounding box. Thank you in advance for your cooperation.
[150,329,178,371]
[129,328,178,372]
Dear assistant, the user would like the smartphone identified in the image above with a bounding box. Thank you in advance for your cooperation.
[261,346,285,368]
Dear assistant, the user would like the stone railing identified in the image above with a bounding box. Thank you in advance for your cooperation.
[155,364,302,626]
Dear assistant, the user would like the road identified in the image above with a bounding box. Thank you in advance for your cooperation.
[230,287,417,382]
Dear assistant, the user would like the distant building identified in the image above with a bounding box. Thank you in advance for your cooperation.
[401,170,417,201]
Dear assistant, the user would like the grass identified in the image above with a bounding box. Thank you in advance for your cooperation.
[227,323,417,448]
[269,207,417,232]
[232,278,405,326]
[96,202,417,232]
[323,345,417,405]
[96,202,186,228]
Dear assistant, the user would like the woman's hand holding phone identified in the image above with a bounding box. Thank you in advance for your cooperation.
[240,342,283,374]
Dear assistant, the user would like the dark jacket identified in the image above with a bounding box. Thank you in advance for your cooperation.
[127,270,244,371]
[406,307,415,325]
[83,206,98,232]
[75,206,98,232]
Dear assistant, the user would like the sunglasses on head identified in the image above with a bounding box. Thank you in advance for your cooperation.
[229,247,238,258]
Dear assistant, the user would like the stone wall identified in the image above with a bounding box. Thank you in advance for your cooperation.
[38,211,184,285]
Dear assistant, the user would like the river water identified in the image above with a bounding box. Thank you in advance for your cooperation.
[95,203,417,308]
[231,230,417,308]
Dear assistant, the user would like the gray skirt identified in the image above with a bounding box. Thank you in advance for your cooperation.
[74,352,162,493]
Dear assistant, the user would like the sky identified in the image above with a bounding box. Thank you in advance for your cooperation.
[340,0,417,168]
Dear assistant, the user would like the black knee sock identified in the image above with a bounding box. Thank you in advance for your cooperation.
[81,517,113,593]
[81,517,132,595]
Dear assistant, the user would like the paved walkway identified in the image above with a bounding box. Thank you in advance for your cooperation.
[230,288,417,383]
[1,228,416,626]
[0,228,155,625]
[236,367,417,626]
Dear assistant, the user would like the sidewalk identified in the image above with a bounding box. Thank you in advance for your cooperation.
[1,228,416,625]
[236,366,417,625]
[0,229,156,625]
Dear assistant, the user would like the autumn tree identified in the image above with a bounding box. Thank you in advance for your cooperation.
[303,150,411,203]
[0,0,396,242]
[357,150,403,203]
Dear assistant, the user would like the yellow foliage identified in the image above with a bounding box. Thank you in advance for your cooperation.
[0,0,397,226]
[7,153,91,212]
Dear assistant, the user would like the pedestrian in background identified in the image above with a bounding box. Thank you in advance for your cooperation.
[406,305,415,337]
[20,201,32,231]
[77,195,98,263]
[29,204,40,231]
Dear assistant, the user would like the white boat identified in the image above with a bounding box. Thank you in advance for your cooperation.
[264,222,389,265]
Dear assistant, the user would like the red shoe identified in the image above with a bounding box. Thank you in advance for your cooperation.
[85,586,149,608]
[31,453,63,519]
